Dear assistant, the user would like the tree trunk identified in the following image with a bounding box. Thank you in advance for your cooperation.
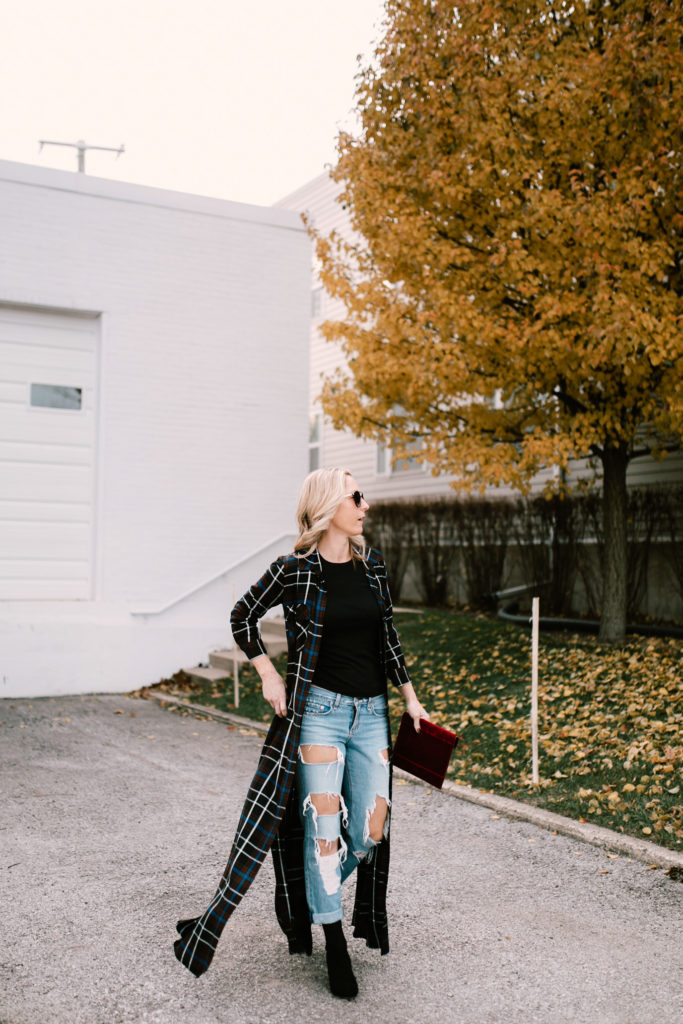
[599,444,629,644]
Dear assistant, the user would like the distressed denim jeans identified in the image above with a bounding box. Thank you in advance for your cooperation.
[296,684,391,925]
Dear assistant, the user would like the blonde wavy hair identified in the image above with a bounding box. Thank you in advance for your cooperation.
[294,468,366,560]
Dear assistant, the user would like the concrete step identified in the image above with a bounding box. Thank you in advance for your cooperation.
[181,665,233,685]
[209,642,286,671]
[209,648,251,672]
[260,617,286,639]
[213,616,287,665]
[184,617,288,683]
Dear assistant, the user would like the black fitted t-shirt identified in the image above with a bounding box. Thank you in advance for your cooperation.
[313,556,386,698]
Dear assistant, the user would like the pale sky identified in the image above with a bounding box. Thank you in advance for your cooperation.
[1,0,387,206]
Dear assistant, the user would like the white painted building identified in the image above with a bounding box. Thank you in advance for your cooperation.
[0,160,310,698]
[278,172,683,496]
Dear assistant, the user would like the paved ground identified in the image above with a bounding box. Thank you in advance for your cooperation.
[1,694,681,1024]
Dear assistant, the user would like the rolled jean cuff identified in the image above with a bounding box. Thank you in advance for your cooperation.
[311,908,345,925]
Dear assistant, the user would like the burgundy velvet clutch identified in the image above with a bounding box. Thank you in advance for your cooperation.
[392,712,459,789]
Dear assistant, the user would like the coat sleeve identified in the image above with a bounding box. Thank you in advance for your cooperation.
[373,550,412,690]
[230,557,286,660]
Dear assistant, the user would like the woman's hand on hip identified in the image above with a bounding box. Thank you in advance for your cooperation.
[261,671,288,717]
[252,655,288,717]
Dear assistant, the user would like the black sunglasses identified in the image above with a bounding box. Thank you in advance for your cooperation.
[345,490,365,508]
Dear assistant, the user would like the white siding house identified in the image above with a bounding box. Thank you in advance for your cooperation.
[0,160,310,698]
[277,172,683,497]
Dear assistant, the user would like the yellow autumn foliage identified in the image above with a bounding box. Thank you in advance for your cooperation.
[312,0,683,640]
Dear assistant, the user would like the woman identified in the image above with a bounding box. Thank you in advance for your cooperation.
[174,468,428,998]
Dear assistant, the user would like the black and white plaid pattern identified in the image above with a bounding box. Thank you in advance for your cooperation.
[174,547,410,976]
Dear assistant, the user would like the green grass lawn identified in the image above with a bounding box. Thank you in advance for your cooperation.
[149,610,682,852]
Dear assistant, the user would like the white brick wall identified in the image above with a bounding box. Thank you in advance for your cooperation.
[0,160,310,696]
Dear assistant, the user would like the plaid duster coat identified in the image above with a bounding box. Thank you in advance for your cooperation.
[174,546,412,977]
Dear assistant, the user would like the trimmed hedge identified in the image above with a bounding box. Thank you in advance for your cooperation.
[363,485,683,621]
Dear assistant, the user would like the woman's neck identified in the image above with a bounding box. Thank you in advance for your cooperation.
[317,531,352,563]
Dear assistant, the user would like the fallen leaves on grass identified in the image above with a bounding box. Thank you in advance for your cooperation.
[392,611,682,851]
[140,610,682,852]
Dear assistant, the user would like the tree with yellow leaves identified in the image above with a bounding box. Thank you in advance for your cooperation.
[313,0,683,643]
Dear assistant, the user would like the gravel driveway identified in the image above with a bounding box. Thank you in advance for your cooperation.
[1,694,681,1024]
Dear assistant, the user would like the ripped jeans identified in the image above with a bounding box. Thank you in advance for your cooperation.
[296,684,391,925]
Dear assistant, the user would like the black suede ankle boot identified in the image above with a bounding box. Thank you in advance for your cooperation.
[322,921,358,999]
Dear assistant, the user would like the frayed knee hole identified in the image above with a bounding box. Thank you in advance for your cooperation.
[367,796,389,844]
[299,744,343,765]
[307,792,340,816]
[317,838,339,856]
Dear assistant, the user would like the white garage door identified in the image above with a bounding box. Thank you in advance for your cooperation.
[0,306,99,599]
